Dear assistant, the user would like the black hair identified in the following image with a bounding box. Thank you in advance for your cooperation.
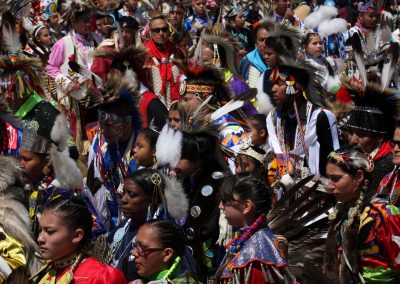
[265,36,296,57]
[42,195,93,250]
[139,128,159,150]
[326,145,371,180]
[219,173,273,215]
[144,219,185,258]
[247,114,267,132]
[149,14,167,27]
[301,32,320,48]
[181,132,218,165]
[125,168,165,200]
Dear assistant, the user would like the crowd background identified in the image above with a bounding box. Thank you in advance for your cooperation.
[1,0,400,283]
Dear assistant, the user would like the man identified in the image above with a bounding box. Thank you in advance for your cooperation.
[239,23,269,88]
[377,122,400,206]
[167,2,186,32]
[88,85,142,230]
[266,57,339,181]
[145,15,185,108]
[46,3,100,155]
[274,0,304,28]
[184,0,212,46]
[118,0,146,26]
[92,16,140,81]
[342,79,400,194]
[94,14,114,42]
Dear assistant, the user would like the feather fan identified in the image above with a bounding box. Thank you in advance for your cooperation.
[1,12,21,54]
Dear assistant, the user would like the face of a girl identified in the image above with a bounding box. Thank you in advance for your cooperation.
[120,179,150,219]
[326,163,362,204]
[133,224,167,278]
[218,194,246,227]
[38,211,81,261]
[234,13,245,28]
[38,28,52,46]
[133,133,154,167]
[306,35,322,58]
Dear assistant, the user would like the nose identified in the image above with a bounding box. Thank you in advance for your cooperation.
[218,201,224,210]
[236,166,243,173]
[272,84,278,93]
[37,232,45,245]
[133,146,138,154]
[348,133,359,146]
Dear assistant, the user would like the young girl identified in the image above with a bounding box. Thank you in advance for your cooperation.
[131,220,198,283]
[33,196,126,283]
[215,173,294,283]
[133,128,159,168]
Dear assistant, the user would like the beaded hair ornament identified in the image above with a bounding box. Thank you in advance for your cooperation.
[270,68,305,96]
[328,150,374,173]
[237,137,274,167]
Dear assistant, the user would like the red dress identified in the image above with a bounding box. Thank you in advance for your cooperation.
[41,257,127,284]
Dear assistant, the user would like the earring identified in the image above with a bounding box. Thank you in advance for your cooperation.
[42,165,51,176]
[153,154,157,166]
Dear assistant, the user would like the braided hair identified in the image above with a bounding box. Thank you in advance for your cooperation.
[219,173,273,215]
[42,195,93,250]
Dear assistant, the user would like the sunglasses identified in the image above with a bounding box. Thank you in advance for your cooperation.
[98,110,131,125]
[132,242,163,257]
[151,26,169,34]
[390,139,400,148]
[327,174,349,183]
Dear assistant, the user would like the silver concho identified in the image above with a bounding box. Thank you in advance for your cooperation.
[186,228,195,240]
[201,185,213,197]
[29,120,40,131]
[179,80,186,96]
[190,206,201,218]
[212,171,224,180]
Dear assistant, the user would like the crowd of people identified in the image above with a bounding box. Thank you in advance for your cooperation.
[0,0,400,282]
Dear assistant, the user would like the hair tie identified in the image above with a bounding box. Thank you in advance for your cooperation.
[34,25,47,39]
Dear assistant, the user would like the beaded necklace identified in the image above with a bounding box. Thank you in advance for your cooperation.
[226,214,267,255]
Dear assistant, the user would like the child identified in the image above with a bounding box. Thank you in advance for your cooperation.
[245,114,268,149]
[33,196,126,283]
[133,128,158,168]
[215,173,294,283]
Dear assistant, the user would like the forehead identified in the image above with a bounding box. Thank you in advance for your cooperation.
[326,162,345,174]
[136,224,158,243]
[151,18,167,28]
[256,28,268,38]
[394,128,400,139]
[193,0,206,4]
[40,211,62,226]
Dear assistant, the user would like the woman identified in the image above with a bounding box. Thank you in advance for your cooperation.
[19,100,104,238]
[131,220,198,283]
[215,173,294,283]
[107,169,189,282]
[33,196,126,283]
[324,146,400,283]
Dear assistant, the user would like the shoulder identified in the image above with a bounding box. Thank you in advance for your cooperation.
[74,257,127,283]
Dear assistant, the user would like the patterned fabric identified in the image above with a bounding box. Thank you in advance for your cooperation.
[377,169,400,207]
[358,198,400,282]
[215,114,246,149]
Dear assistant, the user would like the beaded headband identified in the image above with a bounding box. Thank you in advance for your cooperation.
[328,151,374,173]
[270,68,305,95]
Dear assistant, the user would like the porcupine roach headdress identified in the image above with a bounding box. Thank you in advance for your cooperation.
[339,77,400,138]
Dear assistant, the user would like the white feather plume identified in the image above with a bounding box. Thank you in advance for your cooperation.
[304,6,338,29]
[163,175,189,220]
[156,124,182,168]
[1,20,21,53]
[318,18,348,37]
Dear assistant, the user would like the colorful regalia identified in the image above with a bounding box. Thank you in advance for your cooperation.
[32,255,127,284]
[218,214,295,283]
[325,197,400,283]
[377,167,400,207]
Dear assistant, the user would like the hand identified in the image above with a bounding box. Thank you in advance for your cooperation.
[67,82,81,94]
[284,8,294,21]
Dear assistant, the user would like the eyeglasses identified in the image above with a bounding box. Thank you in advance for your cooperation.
[151,27,169,34]
[98,110,132,125]
[327,174,349,183]
[132,242,163,257]
[390,139,400,148]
